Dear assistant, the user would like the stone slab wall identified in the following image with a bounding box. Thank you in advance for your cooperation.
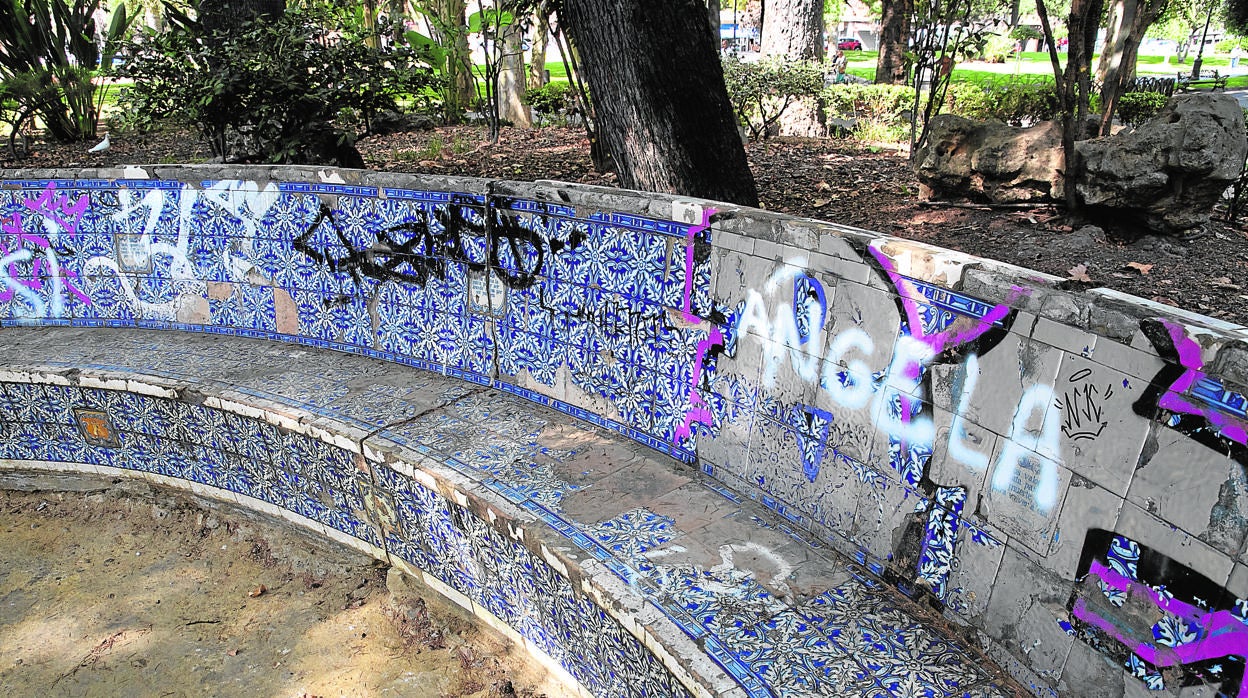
[3,165,1248,696]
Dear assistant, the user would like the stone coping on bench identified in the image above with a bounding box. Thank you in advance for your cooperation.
[3,166,1248,696]
[0,326,1017,697]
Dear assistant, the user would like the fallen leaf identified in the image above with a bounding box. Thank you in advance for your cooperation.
[815,180,831,192]
[227,649,239,656]
[248,585,267,598]
[1126,262,1153,275]
[1066,264,1092,283]
[812,199,831,208]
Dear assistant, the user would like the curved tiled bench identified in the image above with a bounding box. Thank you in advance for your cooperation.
[3,166,1248,696]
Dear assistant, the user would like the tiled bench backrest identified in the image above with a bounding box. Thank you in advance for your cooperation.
[4,165,1248,697]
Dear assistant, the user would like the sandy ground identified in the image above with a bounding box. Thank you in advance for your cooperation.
[0,472,570,698]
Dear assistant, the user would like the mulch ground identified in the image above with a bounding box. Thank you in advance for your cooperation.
[6,123,1248,325]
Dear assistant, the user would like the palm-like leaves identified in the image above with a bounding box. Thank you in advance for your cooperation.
[0,0,132,141]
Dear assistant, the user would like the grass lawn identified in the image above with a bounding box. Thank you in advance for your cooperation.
[840,47,1246,85]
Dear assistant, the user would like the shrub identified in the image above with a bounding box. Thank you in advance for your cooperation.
[981,34,1016,63]
[944,77,1059,125]
[820,83,912,143]
[821,83,912,123]
[522,82,575,115]
[117,7,436,165]
[722,56,825,140]
[0,0,132,142]
[1117,91,1169,127]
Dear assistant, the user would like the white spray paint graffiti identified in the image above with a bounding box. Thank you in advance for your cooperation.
[729,258,1062,513]
[83,181,280,320]
[0,183,92,319]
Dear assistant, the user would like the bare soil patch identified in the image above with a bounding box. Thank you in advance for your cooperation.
[0,472,566,698]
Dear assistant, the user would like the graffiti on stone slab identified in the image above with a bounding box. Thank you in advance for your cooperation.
[1135,319,1248,464]
[293,197,576,292]
[1068,529,1248,696]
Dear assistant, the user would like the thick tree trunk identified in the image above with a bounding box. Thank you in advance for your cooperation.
[761,0,825,137]
[559,0,759,206]
[1096,0,1167,134]
[499,22,532,127]
[761,0,824,60]
[707,0,721,40]
[876,0,913,85]
[528,16,549,89]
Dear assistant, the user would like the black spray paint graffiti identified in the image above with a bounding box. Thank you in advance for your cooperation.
[1069,529,1248,696]
[1132,318,1248,467]
[1055,368,1111,441]
[293,197,582,294]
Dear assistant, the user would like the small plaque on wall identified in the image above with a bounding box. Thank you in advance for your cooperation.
[74,408,119,447]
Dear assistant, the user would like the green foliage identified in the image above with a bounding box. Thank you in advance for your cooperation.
[821,83,912,123]
[820,83,912,143]
[721,57,825,140]
[1009,25,1043,42]
[522,81,575,114]
[0,0,134,142]
[943,77,1060,126]
[1116,91,1169,127]
[981,34,1016,63]
[117,7,436,165]
[1217,37,1248,53]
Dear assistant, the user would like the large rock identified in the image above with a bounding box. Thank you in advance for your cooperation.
[914,115,1072,203]
[1076,93,1247,233]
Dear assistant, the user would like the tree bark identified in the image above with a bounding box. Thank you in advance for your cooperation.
[1095,0,1167,134]
[761,0,824,60]
[498,20,532,127]
[761,0,825,137]
[876,0,913,84]
[428,0,474,123]
[1060,0,1104,210]
[707,0,721,40]
[528,14,549,89]
[559,0,759,206]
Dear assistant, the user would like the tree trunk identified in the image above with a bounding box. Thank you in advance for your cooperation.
[1060,0,1104,210]
[498,21,532,127]
[559,0,759,206]
[428,0,474,123]
[761,0,825,137]
[1096,0,1167,134]
[761,0,824,60]
[876,0,913,84]
[528,15,549,89]
[707,0,721,40]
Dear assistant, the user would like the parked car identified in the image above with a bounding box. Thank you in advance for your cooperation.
[837,37,862,51]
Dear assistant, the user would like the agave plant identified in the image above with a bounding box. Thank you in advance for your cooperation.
[0,0,132,142]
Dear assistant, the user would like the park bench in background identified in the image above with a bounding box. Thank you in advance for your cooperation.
[1177,69,1227,91]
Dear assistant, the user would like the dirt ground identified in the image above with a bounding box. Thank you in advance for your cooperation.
[6,123,1248,325]
[0,472,567,698]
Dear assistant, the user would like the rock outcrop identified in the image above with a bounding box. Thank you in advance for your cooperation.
[913,115,1071,203]
[1076,93,1247,233]
[914,93,1248,234]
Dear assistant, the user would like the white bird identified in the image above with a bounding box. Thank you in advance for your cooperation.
[87,133,110,153]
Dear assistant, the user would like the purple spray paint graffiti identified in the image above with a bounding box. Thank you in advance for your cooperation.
[0,183,92,314]
[674,208,722,444]
[1070,530,1248,695]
